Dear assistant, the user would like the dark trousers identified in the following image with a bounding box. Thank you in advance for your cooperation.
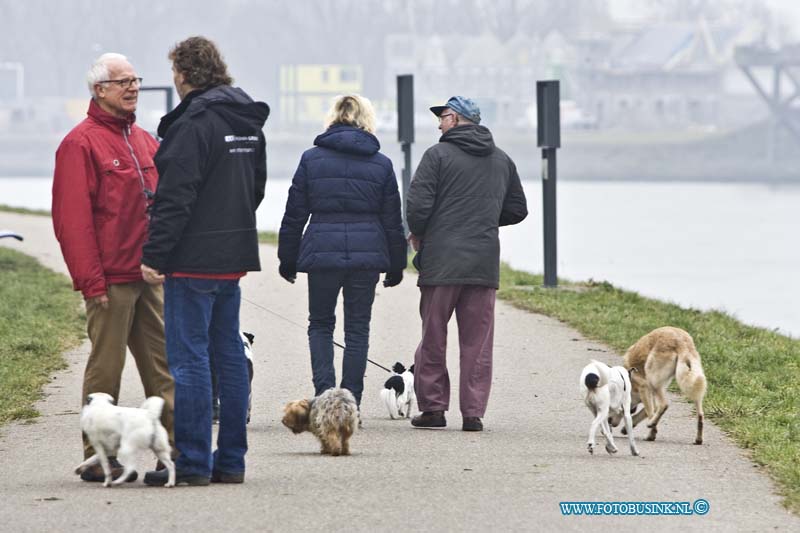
[164,277,249,477]
[307,270,379,405]
[414,285,496,417]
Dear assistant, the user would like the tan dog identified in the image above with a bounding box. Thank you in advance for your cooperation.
[623,327,707,444]
[281,388,358,456]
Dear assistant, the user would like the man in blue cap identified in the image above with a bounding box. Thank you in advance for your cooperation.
[406,96,528,432]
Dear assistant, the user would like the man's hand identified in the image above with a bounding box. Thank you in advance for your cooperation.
[141,264,165,285]
[407,232,421,252]
[88,294,109,309]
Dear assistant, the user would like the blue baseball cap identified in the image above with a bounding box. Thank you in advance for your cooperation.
[430,96,481,124]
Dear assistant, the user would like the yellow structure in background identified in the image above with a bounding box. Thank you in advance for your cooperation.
[280,65,362,126]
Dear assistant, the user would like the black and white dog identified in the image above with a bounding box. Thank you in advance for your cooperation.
[580,359,639,456]
[380,362,416,419]
[212,331,255,424]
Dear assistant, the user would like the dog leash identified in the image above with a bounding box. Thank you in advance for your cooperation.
[241,296,393,373]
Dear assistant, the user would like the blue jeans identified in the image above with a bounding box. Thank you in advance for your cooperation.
[164,277,248,477]
[307,270,379,405]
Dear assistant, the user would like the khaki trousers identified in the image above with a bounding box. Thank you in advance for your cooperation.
[82,281,175,459]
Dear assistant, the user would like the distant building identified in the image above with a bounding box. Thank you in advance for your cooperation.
[383,17,764,132]
[384,32,546,128]
[279,64,362,127]
[573,19,764,130]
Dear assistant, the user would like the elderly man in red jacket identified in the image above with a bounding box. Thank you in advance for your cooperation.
[52,53,174,483]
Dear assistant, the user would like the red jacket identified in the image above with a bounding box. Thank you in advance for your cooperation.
[52,100,159,298]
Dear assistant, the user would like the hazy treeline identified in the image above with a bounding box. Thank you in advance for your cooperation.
[2,0,611,103]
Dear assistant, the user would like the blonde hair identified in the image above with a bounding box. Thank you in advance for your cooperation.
[324,94,376,134]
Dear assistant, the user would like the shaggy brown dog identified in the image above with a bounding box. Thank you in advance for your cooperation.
[281,388,358,456]
[623,327,707,444]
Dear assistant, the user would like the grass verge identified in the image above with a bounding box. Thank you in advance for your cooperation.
[258,231,278,245]
[0,247,84,424]
[0,204,50,216]
[497,264,800,513]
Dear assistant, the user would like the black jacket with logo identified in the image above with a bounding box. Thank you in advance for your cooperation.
[406,124,528,288]
[142,85,269,273]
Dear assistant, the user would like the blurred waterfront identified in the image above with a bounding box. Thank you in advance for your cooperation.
[3,176,797,338]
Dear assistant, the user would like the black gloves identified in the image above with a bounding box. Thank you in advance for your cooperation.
[383,270,403,288]
[279,263,296,284]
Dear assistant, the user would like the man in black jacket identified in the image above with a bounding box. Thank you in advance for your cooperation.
[140,36,268,486]
[406,96,528,432]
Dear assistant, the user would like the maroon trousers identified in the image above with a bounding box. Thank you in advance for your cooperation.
[413,285,496,417]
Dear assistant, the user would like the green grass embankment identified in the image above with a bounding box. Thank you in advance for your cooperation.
[0,247,84,424]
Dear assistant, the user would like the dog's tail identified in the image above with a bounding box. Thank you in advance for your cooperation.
[380,388,400,419]
[140,396,165,419]
[675,351,707,411]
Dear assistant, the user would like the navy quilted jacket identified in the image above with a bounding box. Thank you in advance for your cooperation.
[278,125,406,273]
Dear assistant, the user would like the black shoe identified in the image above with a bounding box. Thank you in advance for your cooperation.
[211,469,245,483]
[143,468,209,487]
[411,411,446,429]
[462,417,484,432]
[80,457,137,482]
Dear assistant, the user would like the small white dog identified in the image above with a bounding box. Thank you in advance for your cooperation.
[380,362,416,419]
[579,360,639,456]
[74,392,175,487]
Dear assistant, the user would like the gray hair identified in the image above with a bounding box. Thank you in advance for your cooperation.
[86,53,128,98]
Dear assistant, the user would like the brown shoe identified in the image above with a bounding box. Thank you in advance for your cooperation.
[80,457,137,482]
[411,411,446,429]
[462,417,483,432]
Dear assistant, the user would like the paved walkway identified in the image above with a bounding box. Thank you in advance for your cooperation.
[0,211,797,532]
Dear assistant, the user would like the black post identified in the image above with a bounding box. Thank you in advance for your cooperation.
[402,142,412,219]
[542,148,557,287]
[397,75,414,236]
[537,80,561,288]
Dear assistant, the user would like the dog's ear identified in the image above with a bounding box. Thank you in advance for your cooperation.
[283,401,297,414]
[392,362,405,374]
[282,400,310,433]
[408,364,415,374]
[283,399,310,414]
[243,331,255,345]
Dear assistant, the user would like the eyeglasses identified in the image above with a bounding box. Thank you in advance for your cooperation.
[438,113,455,122]
[97,77,143,89]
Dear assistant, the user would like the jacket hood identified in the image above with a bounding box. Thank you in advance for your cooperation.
[314,124,380,156]
[157,85,269,138]
[440,124,495,156]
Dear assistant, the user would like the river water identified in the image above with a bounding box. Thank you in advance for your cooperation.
[1,176,797,338]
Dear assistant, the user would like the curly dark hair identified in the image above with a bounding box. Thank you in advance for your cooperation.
[169,36,233,89]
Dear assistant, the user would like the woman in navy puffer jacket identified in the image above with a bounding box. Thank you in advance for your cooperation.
[278,95,406,406]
